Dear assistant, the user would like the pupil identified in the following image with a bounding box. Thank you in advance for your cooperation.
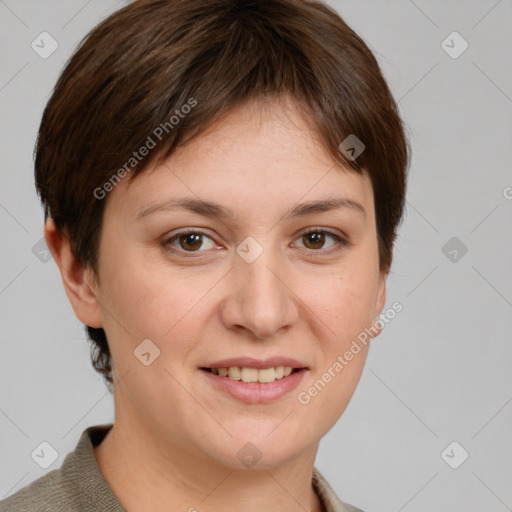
[181,233,202,251]
[306,232,324,249]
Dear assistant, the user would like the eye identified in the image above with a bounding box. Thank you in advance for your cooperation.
[163,227,347,257]
[292,228,346,253]
[164,230,217,253]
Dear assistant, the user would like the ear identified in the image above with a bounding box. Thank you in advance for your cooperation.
[371,270,387,338]
[375,270,387,316]
[44,218,103,328]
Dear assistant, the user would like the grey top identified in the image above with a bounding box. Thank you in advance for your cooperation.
[0,424,364,512]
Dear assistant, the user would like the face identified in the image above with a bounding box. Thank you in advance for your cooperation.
[74,95,386,469]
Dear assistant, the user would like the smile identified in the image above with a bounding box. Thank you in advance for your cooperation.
[199,365,307,404]
[202,366,298,383]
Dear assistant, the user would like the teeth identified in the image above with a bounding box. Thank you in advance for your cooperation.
[241,367,258,383]
[209,366,296,383]
[257,368,275,383]
[228,366,241,380]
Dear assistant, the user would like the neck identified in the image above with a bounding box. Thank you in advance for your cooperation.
[94,420,324,512]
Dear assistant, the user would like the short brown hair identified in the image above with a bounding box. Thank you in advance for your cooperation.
[35,0,410,389]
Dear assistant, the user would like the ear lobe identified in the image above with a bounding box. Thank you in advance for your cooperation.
[44,218,103,328]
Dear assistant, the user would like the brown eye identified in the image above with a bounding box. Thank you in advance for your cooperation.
[164,230,217,253]
[302,231,326,250]
[178,233,203,251]
[293,229,346,253]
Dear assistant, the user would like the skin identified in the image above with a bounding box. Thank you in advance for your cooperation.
[45,94,387,512]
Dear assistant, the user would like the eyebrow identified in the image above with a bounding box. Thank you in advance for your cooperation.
[135,196,366,221]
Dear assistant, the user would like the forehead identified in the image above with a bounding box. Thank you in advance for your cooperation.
[105,96,374,223]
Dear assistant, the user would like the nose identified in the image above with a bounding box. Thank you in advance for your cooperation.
[220,241,300,340]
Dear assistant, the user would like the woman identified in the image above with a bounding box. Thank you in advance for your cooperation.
[0,0,409,510]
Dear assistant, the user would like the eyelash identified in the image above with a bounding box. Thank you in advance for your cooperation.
[162,227,348,257]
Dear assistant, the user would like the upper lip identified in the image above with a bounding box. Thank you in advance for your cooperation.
[202,357,308,370]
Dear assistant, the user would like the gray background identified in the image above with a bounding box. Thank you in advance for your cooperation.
[1,1,511,511]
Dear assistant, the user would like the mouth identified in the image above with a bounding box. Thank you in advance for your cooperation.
[200,366,302,384]
[198,357,308,404]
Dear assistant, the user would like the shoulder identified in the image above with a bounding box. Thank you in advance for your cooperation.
[0,424,122,512]
[312,466,366,512]
[0,468,74,512]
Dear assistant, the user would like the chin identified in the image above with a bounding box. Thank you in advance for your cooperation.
[205,431,312,471]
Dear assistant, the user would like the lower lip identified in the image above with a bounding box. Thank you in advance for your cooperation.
[199,368,307,404]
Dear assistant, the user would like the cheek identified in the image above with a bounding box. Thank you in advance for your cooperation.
[99,255,198,348]
[297,272,375,425]
[303,265,379,342]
